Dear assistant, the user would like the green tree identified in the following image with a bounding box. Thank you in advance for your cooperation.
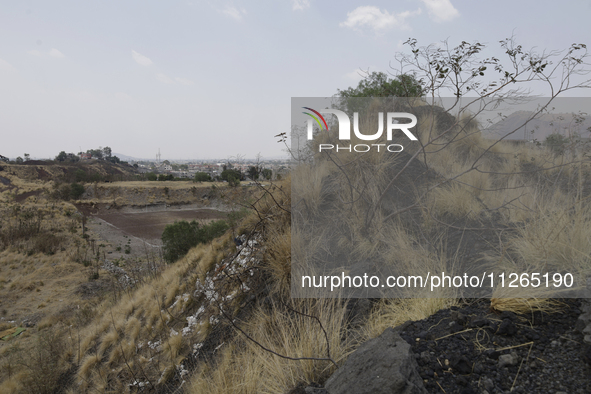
[247,166,259,180]
[161,219,229,263]
[336,72,424,115]
[15,156,23,164]
[75,169,87,182]
[103,146,112,160]
[55,151,68,162]
[24,153,30,162]
[87,149,103,160]
[261,168,272,180]
[146,172,157,181]
[70,183,85,199]
[221,169,242,182]
[158,174,174,181]
[338,71,424,98]
[162,220,201,263]
[194,172,211,182]
[200,220,229,243]
[227,175,240,187]
[227,208,249,232]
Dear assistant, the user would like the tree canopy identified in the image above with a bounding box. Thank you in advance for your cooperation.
[221,169,242,186]
[338,72,424,99]
[194,172,212,182]
[335,71,424,115]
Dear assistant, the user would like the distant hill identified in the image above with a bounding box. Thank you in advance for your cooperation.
[113,152,144,162]
[3,159,138,183]
[482,111,591,141]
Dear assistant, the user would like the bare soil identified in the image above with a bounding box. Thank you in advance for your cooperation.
[79,204,230,265]
[92,207,228,244]
[14,190,42,203]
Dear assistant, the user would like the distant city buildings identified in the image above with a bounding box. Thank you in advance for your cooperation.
[133,158,290,180]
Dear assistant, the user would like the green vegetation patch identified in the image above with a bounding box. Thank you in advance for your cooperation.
[162,219,229,263]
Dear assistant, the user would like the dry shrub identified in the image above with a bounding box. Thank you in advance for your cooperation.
[3,330,70,394]
[32,232,63,255]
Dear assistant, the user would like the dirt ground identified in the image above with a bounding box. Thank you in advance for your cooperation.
[82,205,229,263]
[93,207,228,244]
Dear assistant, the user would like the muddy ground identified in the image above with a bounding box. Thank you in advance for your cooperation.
[81,204,229,261]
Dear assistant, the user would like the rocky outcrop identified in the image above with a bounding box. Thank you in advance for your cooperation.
[324,327,427,394]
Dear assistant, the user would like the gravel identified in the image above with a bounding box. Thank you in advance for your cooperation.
[397,298,591,393]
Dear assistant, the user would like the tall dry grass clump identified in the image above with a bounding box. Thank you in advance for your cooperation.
[189,298,350,394]
[365,297,458,339]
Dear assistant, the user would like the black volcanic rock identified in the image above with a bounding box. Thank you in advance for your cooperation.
[324,327,427,394]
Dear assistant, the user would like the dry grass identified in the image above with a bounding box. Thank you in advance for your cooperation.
[0,196,110,392]
[426,182,485,219]
[98,180,226,189]
[263,224,291,296]
[365,297,458,339]
[189,299,350,394]
[70,237,232,391]
[490,297,564,315]
[290,162,332,216]
[485,192,591,303]
[508,204,591,273]
[81,180,227,206]
[0,329,68,394]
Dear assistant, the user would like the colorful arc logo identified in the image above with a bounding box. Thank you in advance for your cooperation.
[302,107,328,131]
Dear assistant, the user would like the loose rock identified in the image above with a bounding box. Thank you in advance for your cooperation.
[324,327,427,394]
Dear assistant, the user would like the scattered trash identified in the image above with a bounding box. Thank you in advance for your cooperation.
[0,327,25,341]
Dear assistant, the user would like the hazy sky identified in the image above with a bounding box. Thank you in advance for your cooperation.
[1,0,590,160]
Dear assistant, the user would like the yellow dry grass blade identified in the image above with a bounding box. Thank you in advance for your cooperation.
[490,297,564,315]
